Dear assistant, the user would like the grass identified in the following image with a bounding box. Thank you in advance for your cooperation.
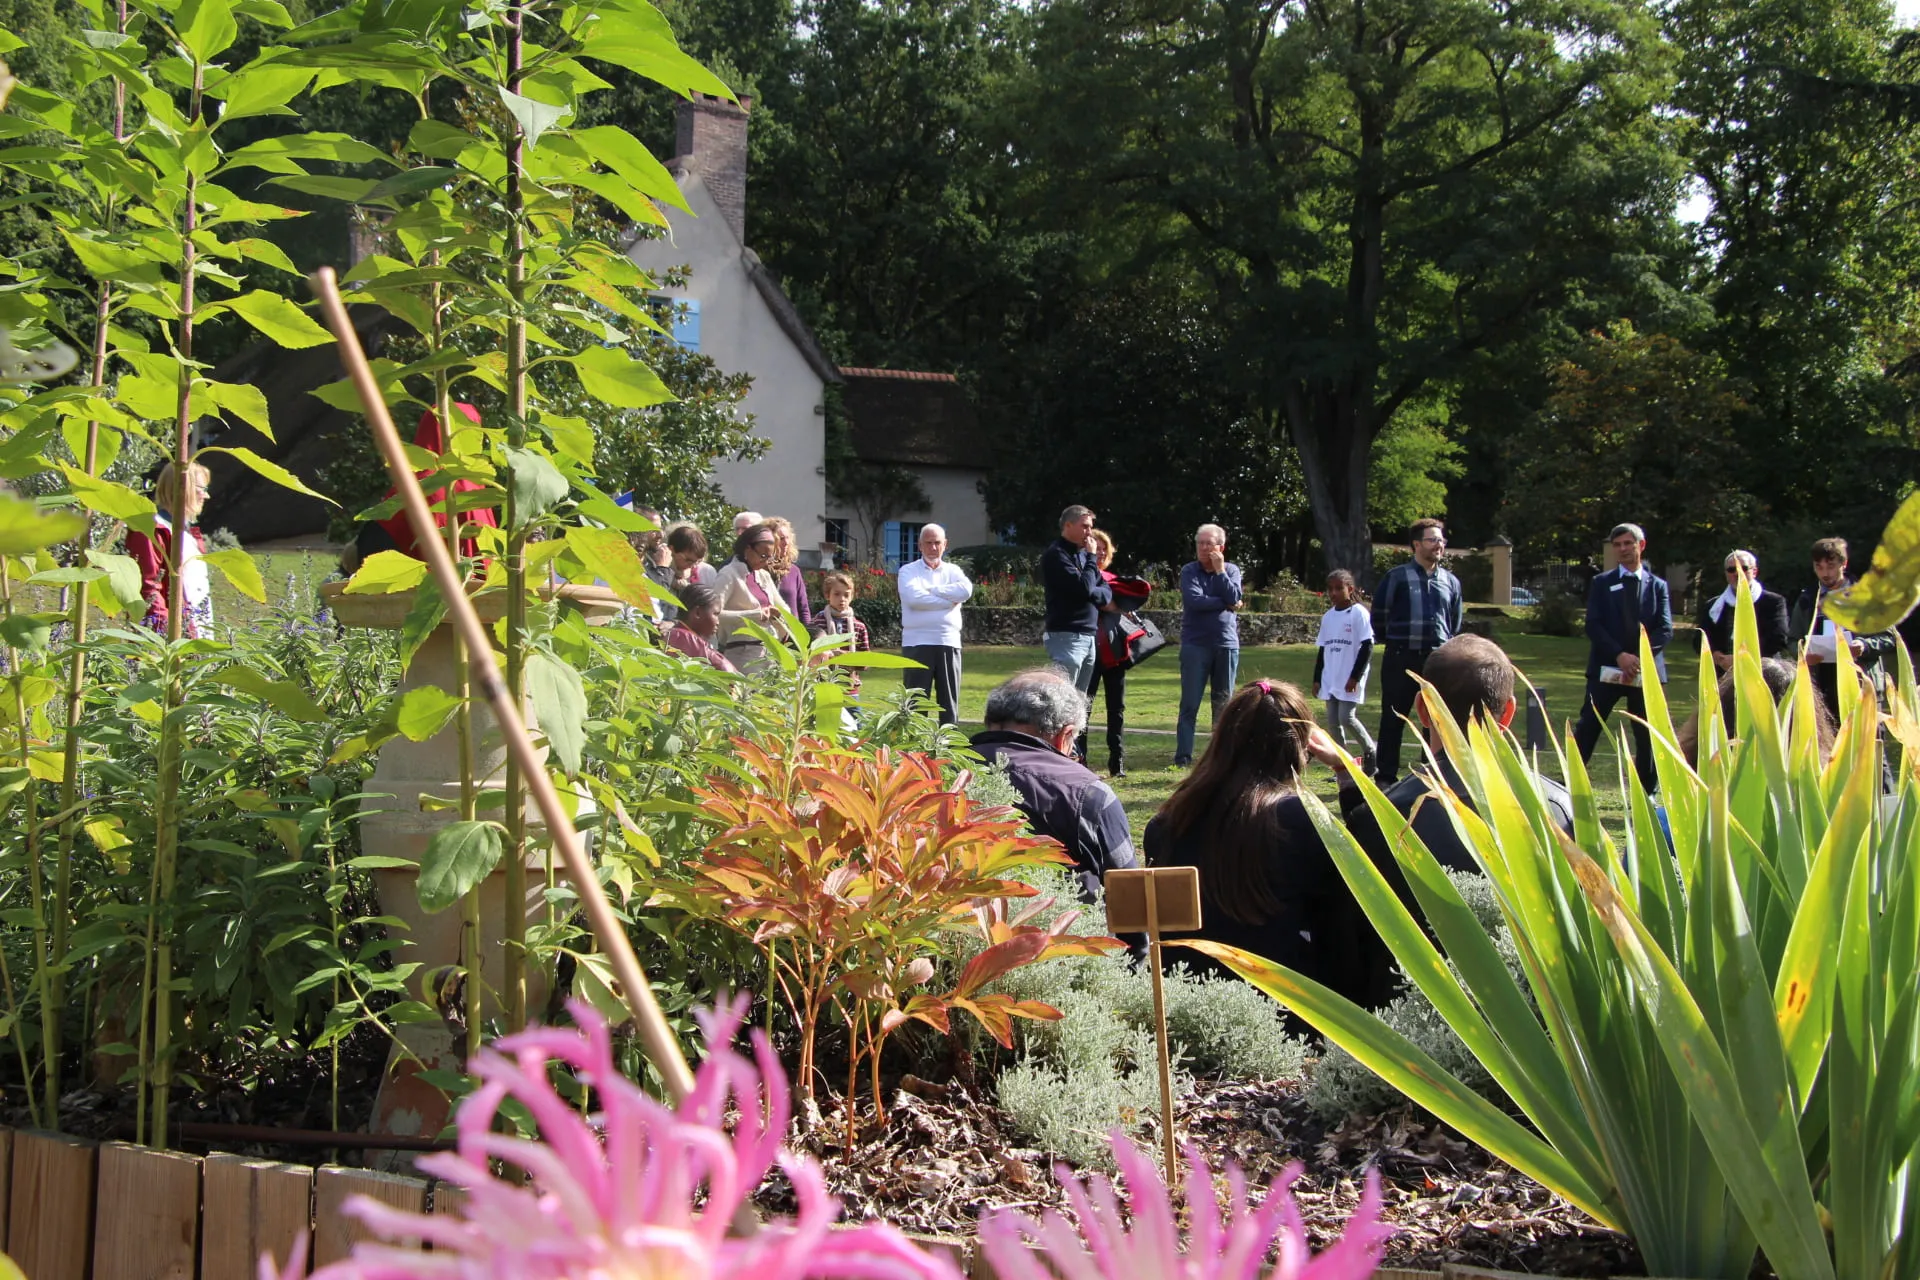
[15,548,339,630]
[945,632,1699,843]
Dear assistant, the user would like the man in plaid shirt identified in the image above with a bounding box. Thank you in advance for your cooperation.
[1369,518,1464,783]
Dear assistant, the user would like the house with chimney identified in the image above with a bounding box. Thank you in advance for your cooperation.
[193,94,994,561]
[632,94,995,565]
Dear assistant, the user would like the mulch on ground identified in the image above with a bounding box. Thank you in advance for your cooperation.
[763,1073,1650,1278]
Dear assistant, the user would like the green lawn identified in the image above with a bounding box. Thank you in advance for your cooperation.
[943,634,1699,843]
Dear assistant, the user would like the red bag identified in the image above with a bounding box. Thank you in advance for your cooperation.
[1097,575,1161,670]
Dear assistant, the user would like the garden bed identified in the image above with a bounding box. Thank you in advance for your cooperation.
[774,1073,1651,1279]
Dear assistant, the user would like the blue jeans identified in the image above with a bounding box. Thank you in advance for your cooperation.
[1176,643,1239,762]
[1044,631,1099,694]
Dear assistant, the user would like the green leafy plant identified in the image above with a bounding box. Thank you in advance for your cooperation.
[290,0,731,1051]
[1182,584,1920,1280]
[0,0,345,1140]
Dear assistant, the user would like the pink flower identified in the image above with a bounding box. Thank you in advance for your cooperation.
[980,1133,1393,1280]
[266,999,962,1280]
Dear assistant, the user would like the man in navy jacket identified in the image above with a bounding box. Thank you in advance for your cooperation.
[1040,504,1113,694]
[1572,522,1672,792]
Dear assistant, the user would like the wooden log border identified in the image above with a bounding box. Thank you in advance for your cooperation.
[1,1129,1701,1280]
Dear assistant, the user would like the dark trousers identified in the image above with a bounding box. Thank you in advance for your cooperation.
[902,644,961,726]
[1573,680,1656,792]
[1374,645,1431,782]
[1078,663,1127,769]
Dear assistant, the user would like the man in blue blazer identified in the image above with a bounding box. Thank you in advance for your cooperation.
[1572,522,1672,792]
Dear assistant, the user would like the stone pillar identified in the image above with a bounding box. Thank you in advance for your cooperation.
[1485,535,1513,606]
[321,581,622,1159]
[1665,563,1692,615]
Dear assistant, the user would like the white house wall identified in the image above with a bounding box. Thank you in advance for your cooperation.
[628,175,827,546]
[826,465,993,557]
[908,467,993,547]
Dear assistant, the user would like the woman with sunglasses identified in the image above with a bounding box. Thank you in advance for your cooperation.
[1143,677,1369,1014]
[712,520,794,672]
[1697,549,1790,670]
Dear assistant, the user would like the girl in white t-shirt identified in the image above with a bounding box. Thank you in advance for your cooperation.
[1313,569,1376,766]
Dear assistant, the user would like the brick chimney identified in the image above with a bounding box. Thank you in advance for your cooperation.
[673,93,751,245]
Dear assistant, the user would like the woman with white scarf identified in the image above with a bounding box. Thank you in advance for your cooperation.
[1697,548,1790,669]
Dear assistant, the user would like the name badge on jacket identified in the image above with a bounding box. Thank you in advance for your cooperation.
[1610,582,1625,592]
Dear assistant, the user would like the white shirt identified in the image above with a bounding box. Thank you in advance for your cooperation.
[1316,603,1373,703]
[897,558,974,647]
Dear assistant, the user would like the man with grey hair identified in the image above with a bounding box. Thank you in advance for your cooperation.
[1174,522,1243,766]
[898,522,972,724]
[971,668,1137,900]
[732,510,763,535]
[1040,504,1113,697]
[1573,520,1671,791]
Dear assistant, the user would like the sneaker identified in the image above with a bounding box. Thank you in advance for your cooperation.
[1109,759,1127,779]
[1172,756,1192,768]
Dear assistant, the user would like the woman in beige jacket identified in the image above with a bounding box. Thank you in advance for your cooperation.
[711,520,794,672]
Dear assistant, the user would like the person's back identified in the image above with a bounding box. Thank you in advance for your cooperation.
[1145,679,1367,1009]
[969,669,1135,899]
[1330,634,1570,1007]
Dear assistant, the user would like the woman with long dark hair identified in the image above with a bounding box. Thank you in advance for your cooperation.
[1143,678,1364,1005]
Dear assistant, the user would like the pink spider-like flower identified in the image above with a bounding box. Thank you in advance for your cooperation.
[267,998,962,1280]
[980,1133,1393,1280]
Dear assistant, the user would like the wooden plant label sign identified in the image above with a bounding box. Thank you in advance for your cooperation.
[1104,866,1202,934]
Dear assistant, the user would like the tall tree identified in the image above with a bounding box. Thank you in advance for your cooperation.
[734,0,1050,370]
[1505,321,1755,566]
[1016,0,1682,575]
[1670,0,1920,554]
[986,279,1311,573]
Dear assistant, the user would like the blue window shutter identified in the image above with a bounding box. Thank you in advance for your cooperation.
[883,521,902,570]
[672,299,700,351]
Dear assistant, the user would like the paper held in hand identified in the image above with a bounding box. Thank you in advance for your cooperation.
[1805,630,1844,661]
[1599,664,1641,687]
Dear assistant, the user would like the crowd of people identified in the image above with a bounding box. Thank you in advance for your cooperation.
[954,509,1893,1015]
[143,441,1883,1010]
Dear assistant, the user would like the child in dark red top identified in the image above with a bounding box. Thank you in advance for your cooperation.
[125,460,213,638]
[665,583,738,674]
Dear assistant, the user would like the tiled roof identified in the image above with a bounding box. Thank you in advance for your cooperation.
[838,368,992,470]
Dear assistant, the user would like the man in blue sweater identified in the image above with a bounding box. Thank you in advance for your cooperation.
[1369,518,1463,783]
[1040,504,1113,695]
[1174,523,1243,765]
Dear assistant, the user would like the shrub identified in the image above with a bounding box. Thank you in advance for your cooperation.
[1305,870,1523,1120]
[972,866,1307,1165]
[1527,584,1588,636]
[949,545,1043,579]
[995,1008,1174,1170]
[664,739,1116,1136]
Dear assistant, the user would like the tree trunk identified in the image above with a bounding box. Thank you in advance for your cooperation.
[1287,377,1379,583]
